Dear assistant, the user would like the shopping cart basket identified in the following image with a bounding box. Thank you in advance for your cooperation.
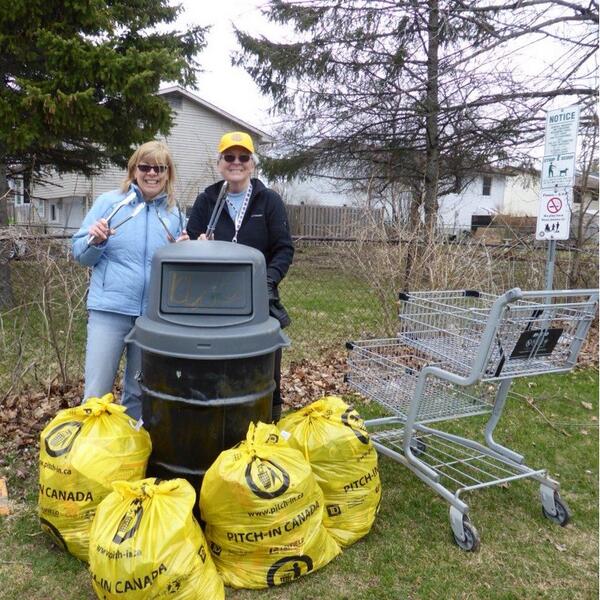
[346,287,598,551]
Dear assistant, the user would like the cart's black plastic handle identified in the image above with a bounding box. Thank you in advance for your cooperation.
[398,289,481,301]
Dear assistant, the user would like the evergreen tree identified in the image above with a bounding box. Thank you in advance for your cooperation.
[0,0,207,307]
[0,0,207,178]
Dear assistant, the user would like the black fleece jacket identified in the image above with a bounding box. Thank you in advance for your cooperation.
[186,178,294,285]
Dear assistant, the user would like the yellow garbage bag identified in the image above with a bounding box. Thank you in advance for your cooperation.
[200,421,341,589]
[89,478,224,600]
[38,394,151,561]
[278,396,381,547]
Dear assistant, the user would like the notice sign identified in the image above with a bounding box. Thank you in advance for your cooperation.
[536,189,572,240]
[544,106,580,156]
[541,153,576,188]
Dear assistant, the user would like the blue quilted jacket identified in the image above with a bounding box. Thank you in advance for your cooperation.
[72,184,184,316]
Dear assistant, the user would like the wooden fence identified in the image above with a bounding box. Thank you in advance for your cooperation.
[7,203,44,225]
[285,203,384,239]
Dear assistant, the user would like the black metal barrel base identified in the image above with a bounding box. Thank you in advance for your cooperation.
[140,351,275,499]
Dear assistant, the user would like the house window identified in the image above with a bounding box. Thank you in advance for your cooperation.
[165,95,182,109]
[482,175,492,196]
[34,199,46,218]
[49,203,60,223]
[12,176,28,205]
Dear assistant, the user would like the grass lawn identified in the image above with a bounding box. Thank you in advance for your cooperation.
[1,244,597,598]
[1,370,597,600]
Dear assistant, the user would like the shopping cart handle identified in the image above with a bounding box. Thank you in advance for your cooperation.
[398,289,481,301]
[345,341,355,350]
[501,287,523,303]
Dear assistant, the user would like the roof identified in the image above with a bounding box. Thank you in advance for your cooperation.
[158,85,273,144]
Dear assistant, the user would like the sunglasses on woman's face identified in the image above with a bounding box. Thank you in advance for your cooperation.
[137,164,168,173]
[222,154,251,163]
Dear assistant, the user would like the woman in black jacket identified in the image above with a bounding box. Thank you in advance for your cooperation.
[186,131,294,421]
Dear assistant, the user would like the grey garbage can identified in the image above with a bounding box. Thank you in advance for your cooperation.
[126,240,289,493]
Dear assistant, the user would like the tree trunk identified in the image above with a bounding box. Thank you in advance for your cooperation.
[568,119,597,288]
[423,0,440,238]
[0,162,14,309]
[403,188,423,289]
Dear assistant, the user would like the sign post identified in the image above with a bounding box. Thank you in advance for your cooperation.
[536,105,580,290]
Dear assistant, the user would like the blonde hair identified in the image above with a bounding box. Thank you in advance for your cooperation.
[121,141,176,207]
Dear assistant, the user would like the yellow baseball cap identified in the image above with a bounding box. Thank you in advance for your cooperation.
[218,131,255,154]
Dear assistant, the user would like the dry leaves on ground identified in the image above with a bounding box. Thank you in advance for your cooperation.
[281,349,350,409]
[0,384,82,453]
[0,330,595,454]
[0,351,351,453]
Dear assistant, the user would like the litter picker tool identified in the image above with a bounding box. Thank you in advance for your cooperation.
[205,181,229,240]
[110,201,146,231]
[86,190,138,245]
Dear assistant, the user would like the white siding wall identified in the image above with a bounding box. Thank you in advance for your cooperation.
[503,172,540,217]
[277,176,359,207]
[280,172,510,234]
[438,175,506,233]
[161,93,256,209]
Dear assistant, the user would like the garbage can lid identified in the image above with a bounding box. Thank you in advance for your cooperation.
[126,240,290,359]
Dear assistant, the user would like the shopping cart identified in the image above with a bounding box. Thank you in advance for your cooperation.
[346,287,598,550]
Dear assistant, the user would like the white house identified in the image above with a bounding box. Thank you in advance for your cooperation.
[281,170,508,232]
[436,172,506,233]
[23,86,271,232]
[503,170,540,216]
[274,175,363,207]
[280,166,598,238]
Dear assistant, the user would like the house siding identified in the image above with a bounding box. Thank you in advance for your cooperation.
[503,172,541,217]
[437,175,505,233]
[281,172,510,233]
[161,92,258,208]
[29,88,270,229]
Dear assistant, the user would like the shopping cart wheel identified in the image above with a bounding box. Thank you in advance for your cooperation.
[451,516,480,552]
[541,492,571,527]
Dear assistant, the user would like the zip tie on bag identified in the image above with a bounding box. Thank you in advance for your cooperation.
[79,393,127,417]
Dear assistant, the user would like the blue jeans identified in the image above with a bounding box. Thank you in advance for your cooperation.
[83,310,142,420]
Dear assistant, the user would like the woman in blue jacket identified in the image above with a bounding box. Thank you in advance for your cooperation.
[186,131,294,422]
[72,141,187,420]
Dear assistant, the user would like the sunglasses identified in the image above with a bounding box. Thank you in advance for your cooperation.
[137,164,168,173]
[222,154,251,163]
